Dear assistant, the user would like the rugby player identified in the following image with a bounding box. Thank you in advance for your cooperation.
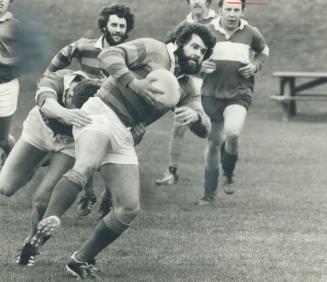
[0,0,19,167]
[25,22,216,279]
[156,0,217,185]
[199,0,269,204]
[45,3,135,216]
[0,69,100,266]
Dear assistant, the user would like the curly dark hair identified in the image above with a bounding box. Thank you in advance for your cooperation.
[97,4,135,34]
[165,22,216,60]
[72,79,101,109]
[218,0,246,10]
[185,0,213,6]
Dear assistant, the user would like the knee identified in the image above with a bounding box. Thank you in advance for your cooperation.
[0,176,16,196]
[74,161,99,179]
[0,184,14,197]
[224,128,241,144]
[118,199,141,222]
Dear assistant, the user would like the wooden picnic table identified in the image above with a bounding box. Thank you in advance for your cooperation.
[270,71,327,121]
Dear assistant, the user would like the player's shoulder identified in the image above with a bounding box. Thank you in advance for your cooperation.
[72,37,98,48]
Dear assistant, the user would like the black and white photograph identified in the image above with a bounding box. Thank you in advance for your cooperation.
[1,0,327,281]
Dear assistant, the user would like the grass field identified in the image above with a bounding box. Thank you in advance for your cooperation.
[1,0,327,281]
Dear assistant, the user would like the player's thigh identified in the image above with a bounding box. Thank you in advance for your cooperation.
[33,152,74,204]
[73,130,109,177]
[100,163,140,210]
[223,104,247,137]
[0,138,46,194]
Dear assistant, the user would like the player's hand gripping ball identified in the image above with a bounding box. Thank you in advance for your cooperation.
[146,69,180,110]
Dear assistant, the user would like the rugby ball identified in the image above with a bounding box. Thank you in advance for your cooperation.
[146,69,180,109]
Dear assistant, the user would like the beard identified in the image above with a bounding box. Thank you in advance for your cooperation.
[104,30,128,46]
[176,47,201,75]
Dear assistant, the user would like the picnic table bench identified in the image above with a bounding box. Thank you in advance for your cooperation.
[270,71,327,121]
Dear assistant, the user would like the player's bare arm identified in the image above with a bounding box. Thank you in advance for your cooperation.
[40,98,92,128]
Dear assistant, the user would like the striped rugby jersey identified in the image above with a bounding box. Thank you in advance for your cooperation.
[46,36,107,79]
[0,12,19,83]
[202,18,269,98]
[35,69,88,136]
[97,38,210,138]
[181,9,217,25]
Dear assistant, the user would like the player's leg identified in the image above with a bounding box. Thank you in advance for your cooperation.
[0,116,15,158]
[98,185,113,219]
[25,152,75,244]
[0,138,46,197]
[221,104,247,194]
[76,177,97,217]
[66,163,140,279]
[29,130,109,249]
[199,120,224,205]
[0,78,19,162]
[16,152,74,266]
[156,123,188,185]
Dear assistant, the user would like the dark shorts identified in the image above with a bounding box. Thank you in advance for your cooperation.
[202,95,252,122]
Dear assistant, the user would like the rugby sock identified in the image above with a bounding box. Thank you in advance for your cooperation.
[169,138,183,169]
[84,178,97,203]
[168,166,178,176]
[221,145,238,176]
[43,176,82,218]
[75,219,124,262]
[204,168,219,199]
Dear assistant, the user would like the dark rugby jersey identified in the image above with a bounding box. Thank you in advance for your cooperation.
[36,69,87,136]
[0,12,19,83]
[97,38,210,138]
[46,37,106,79]
[202,18,269,98]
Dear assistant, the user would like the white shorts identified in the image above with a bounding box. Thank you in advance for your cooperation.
[0,78,19,117]
[21,106,75,157]
[73,97,138,165]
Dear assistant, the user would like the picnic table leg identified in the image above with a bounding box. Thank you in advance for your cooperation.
[280,78,296,118]
[283,78,296,116]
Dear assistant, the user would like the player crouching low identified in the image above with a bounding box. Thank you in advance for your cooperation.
[0,69,100,266]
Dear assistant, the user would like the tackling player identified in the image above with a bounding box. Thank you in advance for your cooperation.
[199,0,269,204]
[24,23,216,279]
[0,69,100,266]
[155,0,217,185]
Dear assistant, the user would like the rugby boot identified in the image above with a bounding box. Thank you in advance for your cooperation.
[77,194,97,217]
[66,252,97,279]
[30,216,61,248]
[155,167,179,185]
[98,197,112,219]
[16,243,38,267]
[222,173,236,195]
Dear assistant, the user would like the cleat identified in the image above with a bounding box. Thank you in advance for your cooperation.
[30,216,61,248]
[197,195,214,206]
[77,195,97,217]
[98,197,112,219]
[66,252,97,279]
[222,174,236,195]
[155,169,179,185]
[16,243,38,266]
